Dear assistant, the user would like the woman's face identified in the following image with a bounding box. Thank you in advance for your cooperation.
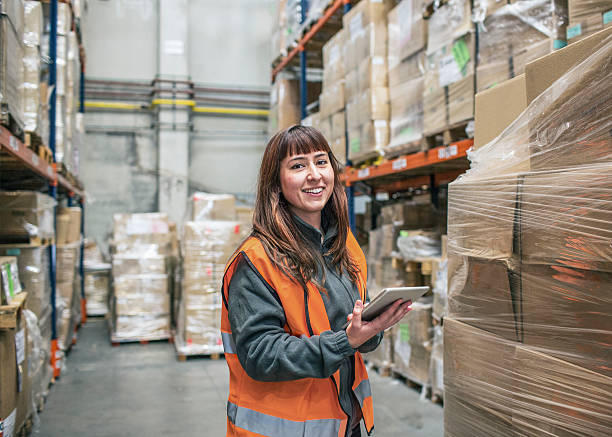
[279,150,334,226]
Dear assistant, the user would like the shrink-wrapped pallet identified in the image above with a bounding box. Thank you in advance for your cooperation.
[445,35,612,436]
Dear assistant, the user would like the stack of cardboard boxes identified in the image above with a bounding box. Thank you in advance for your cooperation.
[445,28,611,435]
[474,0,568,93]
[268,76,301,135]
[386,0,427,155]
[83,240,111,317]
[55,240,81,352]
[423,0,475,134]
[566,0,612,42]
[319,29,347,162]
[344,0,394,163]
[0,0,25,134]
[176,193,251,356]
[110,213,176,342]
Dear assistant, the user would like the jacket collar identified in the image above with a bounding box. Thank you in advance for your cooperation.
[292,208,338,251]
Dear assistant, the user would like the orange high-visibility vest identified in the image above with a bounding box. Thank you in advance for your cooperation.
[221,231,374,437]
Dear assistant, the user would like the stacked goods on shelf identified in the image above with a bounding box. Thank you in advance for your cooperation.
[0,290,32,436]
[566,0,612,42]
[176,193,250,356]
[55,241,81,351]
[271,0,302,59]
[41,1,82,175]
[24,307,51,415]
[392,297,433,388]
[429,324,444,401]
[386,0,427,155]
[22,1,47,141]
[319,29,346,162]
[0,0,25,133]
[110,213,177,342]
[0,246,52,401]
[0,191,56,244]
[423,0,474,134]
[268,75,300,134]
[474,0,568,93]
[83,240,111,317]
[343,0,394,162]
[445,32,611,435]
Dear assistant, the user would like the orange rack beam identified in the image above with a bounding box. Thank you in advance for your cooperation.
[341,139,473,186]
[0,126,85,198]
[272,0,347,82]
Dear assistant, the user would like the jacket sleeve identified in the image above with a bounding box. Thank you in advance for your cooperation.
[356,285,383,353]
[227,256,356,382]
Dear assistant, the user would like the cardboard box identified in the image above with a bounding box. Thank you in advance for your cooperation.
[423,89,446,134]
[269,77,300,132]
[474,74,527,150]
[357,56,388,93]
[56,213,70,245]
[182,221,244,265]
[0,191,55,241]
[114,315,170,339]
[524,25,612,102]
[331,110,346,140]
[427,0,473,54]
[58,206,82,243]
[322,29,346,85]
[113,213,170,241]
[387,0,427,68]
[0,313,28,436]
[360,120,389,156]
[364,329,392,368]
[191,193,236,221]
[389,76,423,148]
[331,136,346,165]
[112,255,167,276]
[448,74,474,125]
[359,87,390,122]
[0,256,21,304]
[476,60,511,93]
[388,50,425,88]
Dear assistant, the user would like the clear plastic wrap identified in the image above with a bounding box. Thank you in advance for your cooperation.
[176,221,245,355]
[268,76,300,133]
[0,192,56,241]
[429,325,444,401]
[24,307,46,430]
[392,297,433,390]
[0,14,25,127]
[445,35,612,436]
[318,82,345,119]
[432,259,447,320]
[388,0,427,70]
[0,244,51,320]
[397,230,442,260]
[83,266,110,316]
[322,28,346,88]
[388,76,424,153]
[190,192,236,221]
[0,256,21,304]
[427,0,473,54]
[475,0,566,91]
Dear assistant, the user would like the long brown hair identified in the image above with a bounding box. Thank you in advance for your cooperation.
[251,125,360,291]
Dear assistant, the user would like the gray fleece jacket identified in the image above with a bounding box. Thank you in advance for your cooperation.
[227,213,381,433]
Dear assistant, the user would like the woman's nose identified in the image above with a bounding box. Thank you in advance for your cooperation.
[307,163,322,180]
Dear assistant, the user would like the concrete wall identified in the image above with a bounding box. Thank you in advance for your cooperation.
[81,0,274,243]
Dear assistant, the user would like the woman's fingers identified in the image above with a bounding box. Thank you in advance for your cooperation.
[351,300,363,327]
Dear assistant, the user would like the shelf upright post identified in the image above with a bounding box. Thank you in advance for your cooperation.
[79,197,86,324]
[343,0,355,233]
[48,0,60,379]
[299,0,309,120]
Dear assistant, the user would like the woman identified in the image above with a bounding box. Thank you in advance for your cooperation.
[221,125,411,437]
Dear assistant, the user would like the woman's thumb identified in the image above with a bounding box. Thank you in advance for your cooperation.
[352,300,363,325]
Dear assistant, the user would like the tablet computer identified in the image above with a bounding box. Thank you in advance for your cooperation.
[343,286,430,328]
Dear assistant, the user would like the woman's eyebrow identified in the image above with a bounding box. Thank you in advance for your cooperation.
[288,155,305,163]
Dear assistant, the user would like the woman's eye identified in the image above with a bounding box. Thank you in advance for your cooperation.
[317,160,328,165]
[291,163,304,170]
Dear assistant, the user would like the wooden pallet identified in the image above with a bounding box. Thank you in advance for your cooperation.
[383,138,427,160]
[0,235,55,246]
[431,392,444,405]
[0,292,27,328]
[176,352,223,362]
[367,361,392,377]
[422,120,472,149]
[351,150,384,168]
[110,334,173,346]
[391,368,430,395]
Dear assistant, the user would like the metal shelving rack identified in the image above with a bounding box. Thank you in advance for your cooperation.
[0,0,86,379]
[271,0,472,229]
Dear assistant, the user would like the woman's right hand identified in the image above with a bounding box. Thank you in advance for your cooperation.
[345,299,411,349]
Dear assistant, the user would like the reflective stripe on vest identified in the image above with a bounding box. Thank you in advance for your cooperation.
[222,331,236,355]
[353,379,372,409]
[227,401,343,437]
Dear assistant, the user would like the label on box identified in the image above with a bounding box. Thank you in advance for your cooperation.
[438,55,463,87]
[350,138,361,153]
[9,135,18,152]
[553,39,567,50]
[357,168,370,178]
[566,24,582,40]
[398,0,414,44]
[400,324,411,342]
[452,37,470,72]
[392,158,407,171]
[372,56,385,65]
[1,408,17,437]
[350,12,363,37]
[604,10,612,25]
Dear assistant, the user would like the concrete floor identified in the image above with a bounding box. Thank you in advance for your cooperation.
[35,318,443,436]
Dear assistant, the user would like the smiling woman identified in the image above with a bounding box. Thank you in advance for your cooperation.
[219,125,411,437]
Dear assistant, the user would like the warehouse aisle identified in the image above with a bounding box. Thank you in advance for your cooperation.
[36,319,443,437]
